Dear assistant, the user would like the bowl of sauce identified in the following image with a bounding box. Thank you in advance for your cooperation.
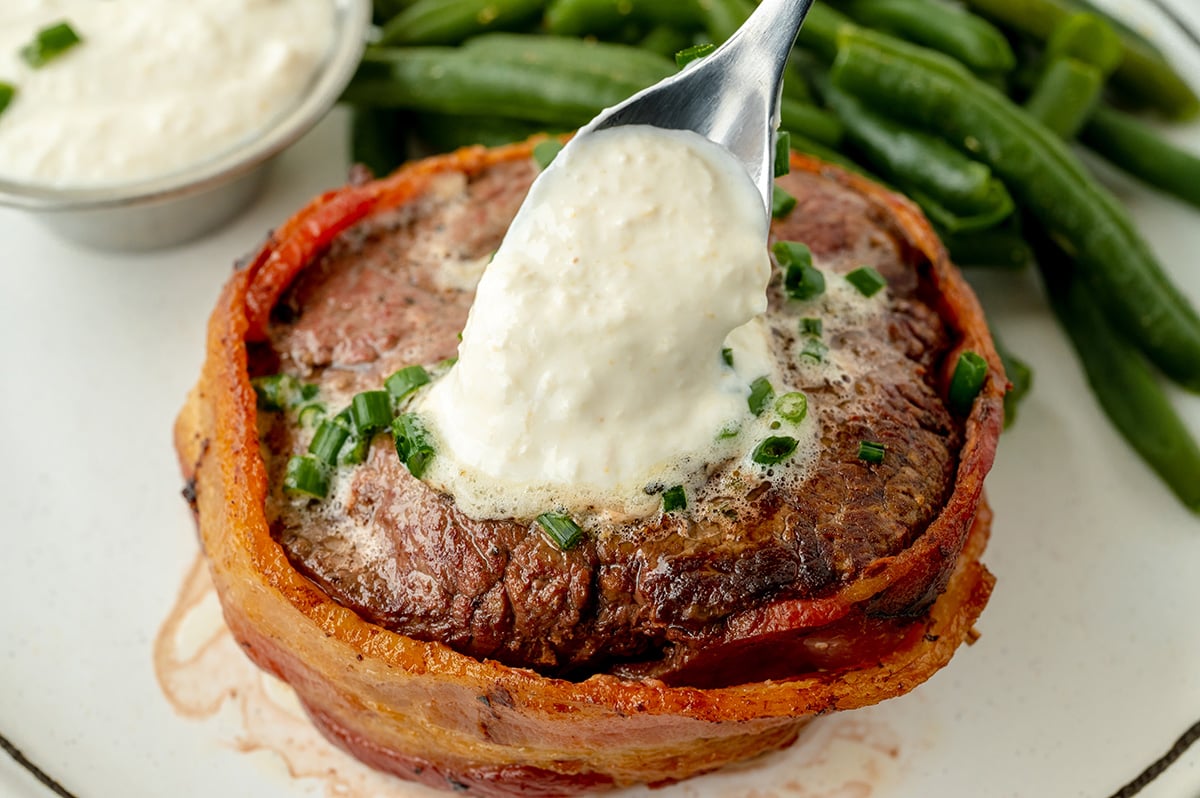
[0,0,370,250]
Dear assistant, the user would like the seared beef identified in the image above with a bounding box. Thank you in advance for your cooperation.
[258,159,961,683]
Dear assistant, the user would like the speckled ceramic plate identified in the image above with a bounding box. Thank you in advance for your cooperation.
[2,2,1199,796]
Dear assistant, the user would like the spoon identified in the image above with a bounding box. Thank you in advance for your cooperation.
[573,0,816,216]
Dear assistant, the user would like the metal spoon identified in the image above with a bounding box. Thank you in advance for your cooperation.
[573,0,816,216]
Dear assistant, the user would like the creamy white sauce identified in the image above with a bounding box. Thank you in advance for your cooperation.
[418,126,774,520]
[0,0,333,187]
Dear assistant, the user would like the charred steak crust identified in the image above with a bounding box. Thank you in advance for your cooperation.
[175,141,1003,795]
[258,155,969,684]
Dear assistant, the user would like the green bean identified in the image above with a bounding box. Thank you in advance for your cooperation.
[1064,0,1161,58]
[938,225,1033,271]
[795,3,856,63]
[836,0,1015,74]
[346,47,648,126]
[638,25,694,58]
[1082,105,1200,210]
[825,85,1013,232]
[1024,57,1103,140]
[786,131,876,178]
[1035,233,1200,512]
[350,107,409,177]
[372,0,418,25]
[462,33,676,87]
[379,0,548,45]
[1043,12,1122,77]
[780,97,844,147]
[544,0,704,37]
[831,29,1200,390]
[959,0,1200,119]
[416,113,554,150]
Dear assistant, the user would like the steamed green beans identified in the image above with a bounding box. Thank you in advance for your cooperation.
[959,0,1200,119]
[1082,106,1200,210]
[544,0,704,36]
[836,0,1015,74]
[825,85,1013,232]
[347,46,657,126]
[831,28,1200,391]
[1024,57,1102,140]
[1037,236,1200,512]
[379,0,547,45]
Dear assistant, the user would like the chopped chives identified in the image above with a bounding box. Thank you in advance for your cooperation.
[251,374,316,411]
[721,347,734,367]
[776,391,808,423]
[675,42,715,67]
[800,317,823,336]
[774,131,792,178]
[858,440,886,464]
[948,350,989,415]
[773,241,825,301]
[846,266,888,297]
[309,419,351,465]
[334,409,370,465]
[662,485,687,513]
[799,338,829,363]
[283,455,330,499]
[386,365,431,403]
[392,413,435,478]
[0,83,15,118]
[297,403,326,428]
[748,376,774,416]
[350,390,392,435]
[536,512,583,550]
[533,139,563,170]
[439,356,459,369]
[20,21,82,68]
[752,436,798,465]
[772,185,797,219]
[717,422,741,440]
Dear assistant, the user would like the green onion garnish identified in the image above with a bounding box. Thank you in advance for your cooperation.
[251,374,316,411]
[717,422,740,440]
[385,365,430,403]
[533,139,564,170]
[309,419,351,465]
[439,356,459,369]
[350,390,392,435]
[721,347,734,367]
[774,131,791,178]
[799,338,829,363]
[748,376,774,416]
[776,392,808,423]
[773,241,825,301]
[392,413,435,478]
[20,21,82,68]
[0,83,15,118]
[800,317,823,336]
[752,436,798,465]
[332,409,370,465]
[662,485,687,513]
[772,185,797,219]
[858,440,886,464]
[675,42,715,67]
[948,350,989,415]
[297,403,326,428]
[283,455,330,499]
[536,512,583,550]
[846,266,888,297]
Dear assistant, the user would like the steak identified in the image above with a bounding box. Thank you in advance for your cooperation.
[255,157,963,685]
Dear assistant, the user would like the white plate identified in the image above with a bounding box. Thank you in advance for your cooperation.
[2,2,1199,796]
